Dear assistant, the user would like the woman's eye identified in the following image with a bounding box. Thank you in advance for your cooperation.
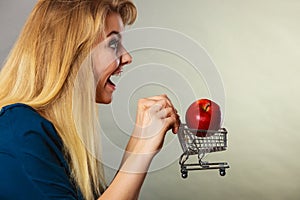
[109,39,119,50]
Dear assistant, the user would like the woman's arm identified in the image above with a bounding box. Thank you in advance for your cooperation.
[99,154,152,200]
[98,94,180,200]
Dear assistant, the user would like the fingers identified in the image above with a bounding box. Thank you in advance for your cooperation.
[156,107,173,118]
[173,113,181,133]
[138,97,168,111]
[139,97,171,113]
[137,94,181,134]
[148,94,172,108]
[166,110,181,134]
[156,107,181,134]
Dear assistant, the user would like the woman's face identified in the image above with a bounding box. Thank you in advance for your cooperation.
[93,12,132,104]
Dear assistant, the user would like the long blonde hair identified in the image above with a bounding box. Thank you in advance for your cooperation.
[0,0,136,199]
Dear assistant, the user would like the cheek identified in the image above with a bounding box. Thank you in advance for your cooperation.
[92,50,118,81]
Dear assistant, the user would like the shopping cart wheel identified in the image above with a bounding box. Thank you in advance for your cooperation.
[181,171,188,179]
[219,169,226,176]
[181,167,188,179]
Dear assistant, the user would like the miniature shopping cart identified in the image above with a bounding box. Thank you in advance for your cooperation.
[178,124,230,178]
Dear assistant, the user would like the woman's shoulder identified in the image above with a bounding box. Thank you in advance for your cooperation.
[0,103,62,148]
[0,103,48,125]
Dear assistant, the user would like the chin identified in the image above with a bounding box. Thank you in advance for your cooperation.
[96,97,113,104]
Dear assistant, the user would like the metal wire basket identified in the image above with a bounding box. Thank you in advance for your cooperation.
[178,124,230,178]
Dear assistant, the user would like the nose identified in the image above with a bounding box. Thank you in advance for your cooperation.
[119,46,132,66]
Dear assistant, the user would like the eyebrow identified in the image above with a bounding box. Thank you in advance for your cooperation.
[107,31,122,39]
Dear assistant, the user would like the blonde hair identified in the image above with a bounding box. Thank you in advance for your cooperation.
[0,0,136,199]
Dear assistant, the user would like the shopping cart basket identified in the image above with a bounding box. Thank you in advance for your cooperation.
[178,124,230,178]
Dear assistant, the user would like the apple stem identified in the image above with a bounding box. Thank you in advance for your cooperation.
[204,104,210,111]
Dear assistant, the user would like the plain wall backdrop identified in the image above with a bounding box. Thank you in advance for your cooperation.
[1,1,300,200]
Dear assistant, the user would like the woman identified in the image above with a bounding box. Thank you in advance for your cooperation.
[0,0,180,199]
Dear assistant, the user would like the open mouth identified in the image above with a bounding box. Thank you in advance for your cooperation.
[106,67,122,88]
[107,77,116,87]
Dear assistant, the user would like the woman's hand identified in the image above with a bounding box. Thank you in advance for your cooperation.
[124,94,181,164]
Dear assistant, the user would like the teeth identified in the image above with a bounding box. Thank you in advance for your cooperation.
[107,76,115,86]
[108,67,122,86]
[110,74,119,85]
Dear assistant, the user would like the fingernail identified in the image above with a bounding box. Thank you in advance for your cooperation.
[174,127,178,134]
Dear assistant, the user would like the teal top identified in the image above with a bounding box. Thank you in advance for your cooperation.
[0,103,84,199]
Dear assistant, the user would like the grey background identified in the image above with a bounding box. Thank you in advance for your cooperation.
[1,1,300,200]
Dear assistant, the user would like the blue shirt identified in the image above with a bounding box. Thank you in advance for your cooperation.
[0,103,84,200]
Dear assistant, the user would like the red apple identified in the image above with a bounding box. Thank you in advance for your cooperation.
[185,99,222,137]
